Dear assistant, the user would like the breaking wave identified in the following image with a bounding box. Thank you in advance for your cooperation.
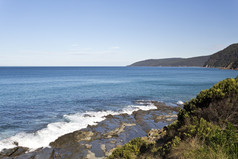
[0,103,157,151]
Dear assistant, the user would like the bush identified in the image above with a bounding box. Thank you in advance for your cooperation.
[108,138,148,159]
[161,77,238,158]
[178,78,238,127]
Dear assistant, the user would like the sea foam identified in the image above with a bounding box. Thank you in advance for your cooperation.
[0,103,157,151]
[177,100,184,105]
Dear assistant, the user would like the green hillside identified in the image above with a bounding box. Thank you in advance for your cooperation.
[129,56,209,67]
[204,43,238,69]
[129,43,238,69]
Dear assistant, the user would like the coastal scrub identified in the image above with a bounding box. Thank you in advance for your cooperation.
[108,77,238,159]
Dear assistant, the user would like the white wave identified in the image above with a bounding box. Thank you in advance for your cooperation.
[132,104,157,111]
[0,103,157,151]
[177,100,184,105]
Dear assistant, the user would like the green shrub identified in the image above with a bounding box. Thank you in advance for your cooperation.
[178,78,238,126]
[161,78,238,158]
[108,138,148,159]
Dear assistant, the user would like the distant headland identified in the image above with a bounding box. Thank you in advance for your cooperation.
[129,43,238,70]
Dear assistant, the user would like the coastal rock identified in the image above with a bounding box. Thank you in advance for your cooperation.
[13,148,54,159]
[50,130,96,149]
[103,123,136,139]
[33,148,54,159]
[0,146,29,158]
[153,114,177,123]
[9,101,180,159]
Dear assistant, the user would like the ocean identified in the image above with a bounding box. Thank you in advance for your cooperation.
[0,67,237,150]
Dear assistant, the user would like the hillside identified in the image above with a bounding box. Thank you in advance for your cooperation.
[109,77,238,159]
[130,56,210,67]
[129,43,238,69]
[204,43,238,69]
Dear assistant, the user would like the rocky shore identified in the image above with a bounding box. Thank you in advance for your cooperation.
[0,101,181,159]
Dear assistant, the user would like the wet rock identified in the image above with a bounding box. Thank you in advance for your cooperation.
[103,123,136,139]
[33,148,54,159]
[50,130,95,148]
[15,152,36,159]
[83,114,95,117]
[86,150,104,159]
[0,147,17,157]
[0,146,29,158]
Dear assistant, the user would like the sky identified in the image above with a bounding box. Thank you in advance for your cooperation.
[0,0,237,66]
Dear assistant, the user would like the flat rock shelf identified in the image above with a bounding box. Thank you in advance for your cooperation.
[0,101,181,159]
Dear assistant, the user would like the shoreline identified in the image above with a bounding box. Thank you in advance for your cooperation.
[0,102,158,151]
[0,101,181,159]
[0,101,161,152]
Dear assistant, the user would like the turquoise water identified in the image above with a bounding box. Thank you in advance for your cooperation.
[0,67,237,150]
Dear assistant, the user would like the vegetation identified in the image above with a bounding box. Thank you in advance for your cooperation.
[108,138,148,159]
[231,59,238,69]
[129,43,238,69]
[108,77,238,159]
[129,56,209,67]
[204,43,238,69]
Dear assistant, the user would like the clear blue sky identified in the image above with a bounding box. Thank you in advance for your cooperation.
[0,0,237,66]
